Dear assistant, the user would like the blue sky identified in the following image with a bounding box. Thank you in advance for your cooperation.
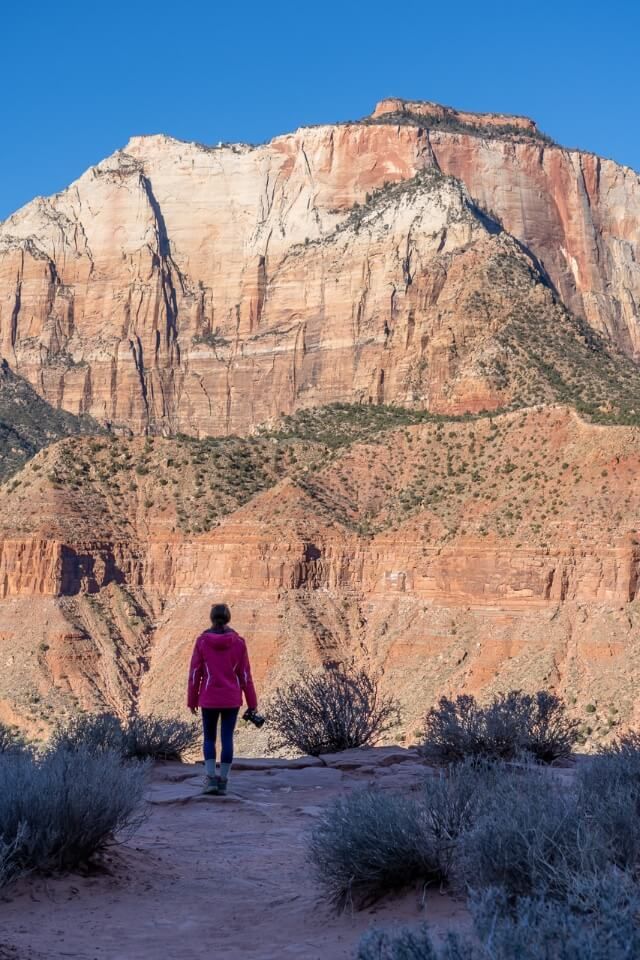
[1,0,638,220]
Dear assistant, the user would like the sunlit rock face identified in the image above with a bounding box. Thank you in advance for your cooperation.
[1,100,638,434]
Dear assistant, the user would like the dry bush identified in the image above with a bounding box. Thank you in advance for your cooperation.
[357,925,473,960]
[308,789,442,908]
[0,747,147,887]
[456,767,597,902]
[267,666,401,756]
[421,691,578,764]
[577,738,640,873]
[0,723,28,756]
[50,712,125,754]
[358,872,640,959]
[122,715,200,761]
[51,712,200,761]
[469,871,640,959]
[308,761,500,908]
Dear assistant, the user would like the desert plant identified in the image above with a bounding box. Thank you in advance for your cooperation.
[577,740,640,873]
[420,760,504,878]
[267,666,401,756]
[457,766,606,902]
[49,712,126,754]
[0,747,147,886]
[358,871,640,960]
[421,691,578,764]
[122,714,200,761]
[308,789,442,908]
[0,722,27,756]
[308,761,500,908]
[470,870,640,959]
[50,712,199,761]
[357,925,474,960]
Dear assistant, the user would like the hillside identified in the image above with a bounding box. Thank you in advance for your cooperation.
[1,405,640,750]
[0,361,100,481]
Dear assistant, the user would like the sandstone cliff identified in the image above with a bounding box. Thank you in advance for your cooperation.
[0,100,638,434]
[2,407,640,745]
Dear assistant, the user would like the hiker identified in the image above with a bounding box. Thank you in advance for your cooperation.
[187,603,259,795]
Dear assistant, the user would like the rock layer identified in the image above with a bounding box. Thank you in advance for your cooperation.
[2,408,640,743]
[0,100,638,434]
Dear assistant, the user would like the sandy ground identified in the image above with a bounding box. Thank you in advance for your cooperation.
[0,748,471,960]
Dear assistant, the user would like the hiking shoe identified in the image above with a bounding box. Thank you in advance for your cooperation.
[202,776,220,795]
[217,777,228,796]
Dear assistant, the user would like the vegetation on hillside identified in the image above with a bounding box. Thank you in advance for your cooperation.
[365,108,556,145]
[0,361,101,482]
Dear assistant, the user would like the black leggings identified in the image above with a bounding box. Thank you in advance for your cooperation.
[201,707,239,765]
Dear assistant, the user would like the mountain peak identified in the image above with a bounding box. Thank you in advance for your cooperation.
[370,97,540,134]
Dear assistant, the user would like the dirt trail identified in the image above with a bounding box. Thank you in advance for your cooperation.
[0,748,470,960]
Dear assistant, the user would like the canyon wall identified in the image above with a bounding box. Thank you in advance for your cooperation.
[2,409,640,741]
[0,101,638,435]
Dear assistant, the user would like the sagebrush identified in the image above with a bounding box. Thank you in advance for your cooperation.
[0,747,147,887]
[268,666,401,756]
[51,712,200,761]
[421,691,578,764]
[357,872,640,960]
[0,722,27,756]
[310,749,640,910]
[309,789,442,908]
[308,760,500,907]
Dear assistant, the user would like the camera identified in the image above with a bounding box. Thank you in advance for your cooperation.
[242,708,266,729]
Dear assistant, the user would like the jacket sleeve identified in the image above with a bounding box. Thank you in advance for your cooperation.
[187,639,204,710]
[237,640,258,710]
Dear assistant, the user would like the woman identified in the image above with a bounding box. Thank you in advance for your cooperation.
[187,603,258,795]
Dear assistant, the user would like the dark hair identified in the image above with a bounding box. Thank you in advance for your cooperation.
[210,603,231,626]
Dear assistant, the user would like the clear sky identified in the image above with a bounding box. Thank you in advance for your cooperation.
[1,0,638,221]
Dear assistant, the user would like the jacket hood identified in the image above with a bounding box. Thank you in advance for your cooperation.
[200,628,237,650]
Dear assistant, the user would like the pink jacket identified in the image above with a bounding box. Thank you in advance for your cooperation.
[187,628,258,711]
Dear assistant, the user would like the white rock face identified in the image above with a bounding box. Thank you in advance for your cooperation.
[0,105,638,434]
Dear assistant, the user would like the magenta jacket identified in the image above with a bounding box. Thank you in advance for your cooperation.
[187,628,258,711]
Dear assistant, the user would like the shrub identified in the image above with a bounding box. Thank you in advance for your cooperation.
[456,766,605,902]
[50,712,126,754]
[577,739,640,872]
[51,712,200,761]
[470,870,640,959]
[421,691,578,764]
[267,666,401,756]
[308,761,500,908]
[0,747,147,886]
[308,789,442,908]
[357,872,640,960]
[357,925,473,960]
[0,722,28,756]
[123,715,200,761]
